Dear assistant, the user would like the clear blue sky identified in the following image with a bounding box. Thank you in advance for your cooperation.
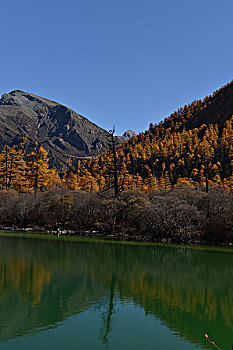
[1,0,233,135]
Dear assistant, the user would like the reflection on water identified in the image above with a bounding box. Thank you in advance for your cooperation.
[0,236,232,349]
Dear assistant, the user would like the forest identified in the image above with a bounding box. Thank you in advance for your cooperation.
[1,81,233,243]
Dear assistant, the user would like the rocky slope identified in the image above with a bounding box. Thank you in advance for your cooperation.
[0,90,117,167]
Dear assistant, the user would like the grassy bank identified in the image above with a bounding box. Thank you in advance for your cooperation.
[1,230,233,254]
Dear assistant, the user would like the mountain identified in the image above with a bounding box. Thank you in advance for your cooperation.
[122,129,137,140]
[0,90,115,167]
[79,80,233,191]
[160,80,233,132]
[2,80,233,192]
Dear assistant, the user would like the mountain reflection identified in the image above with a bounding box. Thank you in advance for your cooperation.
[0,236,232,349]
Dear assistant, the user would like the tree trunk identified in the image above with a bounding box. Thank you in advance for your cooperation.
[109,128,119,197]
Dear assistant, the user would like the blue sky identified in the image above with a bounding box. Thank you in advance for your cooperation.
[1,0,233,135]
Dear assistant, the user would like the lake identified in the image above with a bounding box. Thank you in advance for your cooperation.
[0,235,232,350]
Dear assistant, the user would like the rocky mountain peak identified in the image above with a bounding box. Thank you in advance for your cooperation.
[122,130,137,140]
[0,90,112,167]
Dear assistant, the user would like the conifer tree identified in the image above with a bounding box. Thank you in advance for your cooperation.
[25,145,58,194]
[108,127,119,197]
[0,145,27,191]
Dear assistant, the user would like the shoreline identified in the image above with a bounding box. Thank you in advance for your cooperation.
[1,230,233,254]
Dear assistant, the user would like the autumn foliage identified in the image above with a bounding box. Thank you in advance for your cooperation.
[1,80,233,194]
[67,80,233,193]
[0,143,60,192]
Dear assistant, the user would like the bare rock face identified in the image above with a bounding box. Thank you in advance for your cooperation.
[122,130,137,140]
[0,90,112,167]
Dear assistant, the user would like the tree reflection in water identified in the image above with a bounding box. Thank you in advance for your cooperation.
[0,236,232,349]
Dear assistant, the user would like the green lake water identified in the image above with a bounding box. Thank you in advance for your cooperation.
[0,235,232,350]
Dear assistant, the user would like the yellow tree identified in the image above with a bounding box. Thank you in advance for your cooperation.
[0,145,27,190]
[159,171,172,190]
[199,136,214,193]
[210,164,221,185]
[77,169,99,192]
[144,174,158,193]
[26,146,58,194]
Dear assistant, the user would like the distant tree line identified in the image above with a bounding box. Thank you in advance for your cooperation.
[0,184,233,245]
[2,118,233,194]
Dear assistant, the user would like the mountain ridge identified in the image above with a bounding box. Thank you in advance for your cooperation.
[0,90,129,167]
[79,79,233,192]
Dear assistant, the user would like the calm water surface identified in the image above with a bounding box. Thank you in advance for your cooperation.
[0,236,232,350]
